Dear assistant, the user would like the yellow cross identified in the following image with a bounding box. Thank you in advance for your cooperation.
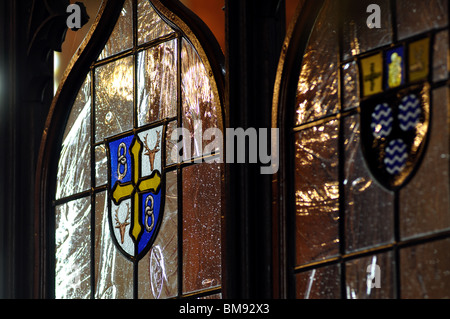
[112,136,161,242]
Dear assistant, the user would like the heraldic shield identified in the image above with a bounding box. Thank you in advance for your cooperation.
[107,126,165,261]
[360,85,430,190]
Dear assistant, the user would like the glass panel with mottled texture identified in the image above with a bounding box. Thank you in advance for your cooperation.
[137,40,177,127]
[98,0,133,60]
[342,62,360,111]
[95,144,107,187]
[55,197,91,299]
[182,38,220,159]
[95,56,134,142]
[433,30,449,82]
[296,265,340,299]
[400,87,450,240]
[400,238,450,298]
[295,0,339,126]
[182,163,222,294]
[294,120,340,266]
[344,115,394,253]
[396,0,448,40]
[345,252,395,299]
[166,121,178,166]
[342,0,393,60]
[94,191,134,299]
[138,0,173,45]
[139,171,178,299]
[56,74,91,200]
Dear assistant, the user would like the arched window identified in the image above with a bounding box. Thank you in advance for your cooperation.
[273,0,450,299]
[37,0,225,299]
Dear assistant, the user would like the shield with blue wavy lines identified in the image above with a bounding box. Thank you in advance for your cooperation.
[360,85,430,190]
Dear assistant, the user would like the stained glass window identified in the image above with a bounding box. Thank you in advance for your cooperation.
[54,0,224,299]
[289,0,450,299]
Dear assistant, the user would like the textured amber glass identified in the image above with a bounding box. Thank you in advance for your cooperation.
[295,1,339,126]
[182,163,222,294]
[95,56,134,142]
[294,120,340,266]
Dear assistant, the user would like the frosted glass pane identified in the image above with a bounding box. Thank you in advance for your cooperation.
[400,87,450,239]
[294,120,340,266]
[342,0,392,60]
[342,62,360,111]
[137,40,177,127]
[55,197,91,299]
[166,121,178,166]
[95,144,107,187]
[95,56,134,142]
[401,238,450,298]
[344,115,394,253]
[94,191,133,299]
[182,163,222,294]
[345,252,395,299]
[182,39,220,159]
[296,265,340,299]
[433,30,449,82]
[295,0,339,126]
[396,0,448,40]
[139,171,178,299]
[138,0,173,45]
[56,74,91,200]
[98,0,133,60]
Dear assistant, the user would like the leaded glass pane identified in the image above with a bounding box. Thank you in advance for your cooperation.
[433,30,449,82]
[94,191,134,299]
[400,238,450,298]
[295,0,339,126]
[138,0,173,45]
[345,252,395,299]
[342,0,393,60]
[408,38,430,83]
[342,62,360,111]
[182,163,222,294]
[294,120,340,266]
[396,0,448,40]
[400,87,450,239]
[98,0,133,60]
[182,38,220,159]
[55,197,91,299]
[166,120,178,166]
[95,56,134,142]
[344,115,394,253]
[56,74,91,200]
[137,39,177,127]
[95,144,108,187]
[296,264,340,299]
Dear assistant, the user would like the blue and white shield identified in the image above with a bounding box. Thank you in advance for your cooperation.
[360,85,430,190]
[107,126,165,261]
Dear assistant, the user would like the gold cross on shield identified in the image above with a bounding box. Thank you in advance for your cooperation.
[111,136,161,242]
